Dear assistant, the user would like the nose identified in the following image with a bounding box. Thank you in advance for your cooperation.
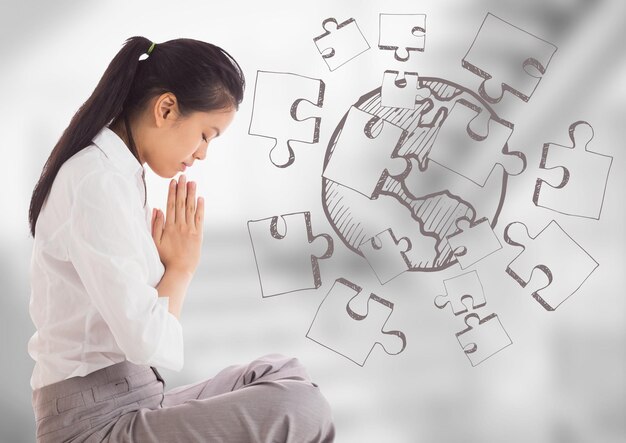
[195,146,208,161]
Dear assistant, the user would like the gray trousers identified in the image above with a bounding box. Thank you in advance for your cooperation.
[31,353,336,442]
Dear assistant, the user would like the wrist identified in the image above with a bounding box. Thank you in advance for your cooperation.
[166,267,194,280]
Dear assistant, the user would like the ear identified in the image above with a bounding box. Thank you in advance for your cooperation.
[154,92,179,126]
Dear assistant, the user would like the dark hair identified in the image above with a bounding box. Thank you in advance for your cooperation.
[28,36,245,238]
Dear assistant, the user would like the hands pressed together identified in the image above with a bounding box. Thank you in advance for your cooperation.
[150,174,204,276]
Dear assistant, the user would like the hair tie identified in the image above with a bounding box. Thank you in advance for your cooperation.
[147,42,156,55]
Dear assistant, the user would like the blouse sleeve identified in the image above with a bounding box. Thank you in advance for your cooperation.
[68,170,184,371]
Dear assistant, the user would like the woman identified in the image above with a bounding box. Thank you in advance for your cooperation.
[27,36,336,442]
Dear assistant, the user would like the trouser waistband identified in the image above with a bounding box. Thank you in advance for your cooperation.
[32,360,162,421]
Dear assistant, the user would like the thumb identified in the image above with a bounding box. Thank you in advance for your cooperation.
[152,209,163,244]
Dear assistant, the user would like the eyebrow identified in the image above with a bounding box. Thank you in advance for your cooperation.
[211,126,221,137]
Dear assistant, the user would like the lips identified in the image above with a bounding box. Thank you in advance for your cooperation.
[180,163,187,171]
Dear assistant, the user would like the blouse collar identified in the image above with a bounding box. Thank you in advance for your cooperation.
[92,125,144,178]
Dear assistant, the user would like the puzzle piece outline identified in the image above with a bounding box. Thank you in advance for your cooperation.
[446,216,503,269]
[247,211,334,297]
[455,311,513,366]
[248,70,325,168]
[358,228,412,284]
[462,12,557,104]
[434,270,487,315]
[381,70,432,109]
[378,13,426,62]
[313,17,371,71]
[533,120,613,220]
[306,277,407,366]
[322,105,412,199]
[503,220,599,311]
[427,98,526,186]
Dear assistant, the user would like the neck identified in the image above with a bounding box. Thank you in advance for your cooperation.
[110,117,144,164]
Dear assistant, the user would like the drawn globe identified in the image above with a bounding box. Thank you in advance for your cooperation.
[321,78,512,271]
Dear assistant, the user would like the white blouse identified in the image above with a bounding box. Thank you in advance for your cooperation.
[27,125,184,391]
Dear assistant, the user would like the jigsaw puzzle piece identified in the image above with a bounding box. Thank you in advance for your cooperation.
[322,106,411,198]
[306,277,406,366]
[381,70,432,109]
[313,17,370,71]
[247,211,333,297]
[248,70,324,168]
[378,13,426,61]
[503,220,598,311]
[534,121,613,220]
[462,13,557,104]
[358,228,412,284]
[456,311,513,366]
[446,217,502,269]
[427,99,525,186]
[434,270,486,315]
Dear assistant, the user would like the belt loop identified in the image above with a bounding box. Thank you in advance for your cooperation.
[82,387,95,407]
[151,367,165,388]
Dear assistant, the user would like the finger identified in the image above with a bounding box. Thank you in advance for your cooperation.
[176,174,187,226]
[151,208,157,235]
[166,179,177,226]
[153,210,163,244]
[186,181,196,226]
[195,196,204,231]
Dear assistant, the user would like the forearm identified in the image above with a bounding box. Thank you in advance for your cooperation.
[156,268,193,320]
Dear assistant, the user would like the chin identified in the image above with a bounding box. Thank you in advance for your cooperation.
[153,163,183,179]
[154,169,178,179]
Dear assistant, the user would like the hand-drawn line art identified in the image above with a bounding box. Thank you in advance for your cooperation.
[446,216,502,269]
[381,70,432,109]
[434,270,486,315]
[456,311,513,366]
[434,271,512,366]
[306,277,406,366]
[378,13,426,62]
[462,12,557,105]
[247,211,333,297]
[321,78,515,272]
[313,17,370,71]
[248,70,324,168]
[427,98,526,187]
[533,120,613,220]
[503,220,599,311]
[358,228,412,284]
[321,105,411,199]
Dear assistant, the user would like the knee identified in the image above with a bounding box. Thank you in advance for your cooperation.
[275,380,336,440]
[256,352,306,371]
[245,353,314,384]
[285,379,332,414]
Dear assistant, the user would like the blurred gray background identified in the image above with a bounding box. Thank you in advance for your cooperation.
[1,0,624,441]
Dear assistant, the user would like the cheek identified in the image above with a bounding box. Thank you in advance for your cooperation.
[159,134,198,162]
[165,146,190,162]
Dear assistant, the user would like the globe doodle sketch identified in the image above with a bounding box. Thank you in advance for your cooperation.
[321,77,519,271]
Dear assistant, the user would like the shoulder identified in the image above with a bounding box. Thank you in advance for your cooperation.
[43,144,111,214]
[57,143,109,189]
[64,146,135,205]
